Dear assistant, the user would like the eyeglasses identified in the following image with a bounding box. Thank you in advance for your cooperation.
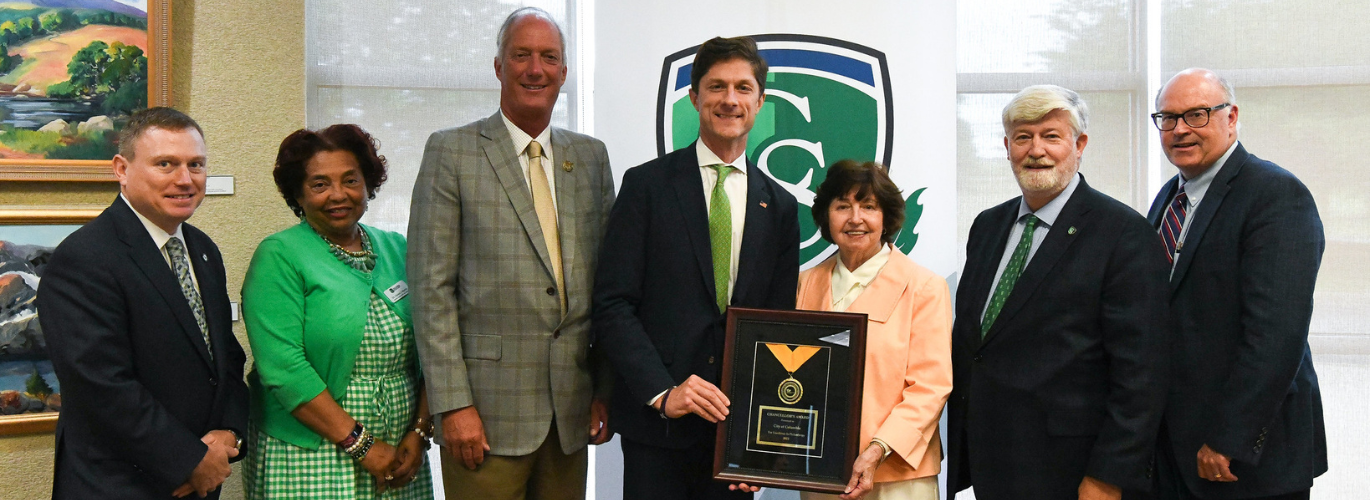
[1151,103,1231,131]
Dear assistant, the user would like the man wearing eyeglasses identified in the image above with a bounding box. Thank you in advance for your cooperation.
[1147,68,1327,500]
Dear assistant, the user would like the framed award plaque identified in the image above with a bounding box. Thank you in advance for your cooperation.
[713,307,868,493]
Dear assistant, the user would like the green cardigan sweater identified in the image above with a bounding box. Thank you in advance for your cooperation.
[242,222,412,448]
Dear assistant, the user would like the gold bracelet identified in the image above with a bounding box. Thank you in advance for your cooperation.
[870,438,892,463]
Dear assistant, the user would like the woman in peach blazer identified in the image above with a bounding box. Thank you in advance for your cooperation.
[797,160,953,500]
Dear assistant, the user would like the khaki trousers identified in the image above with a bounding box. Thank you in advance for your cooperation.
[799,476,939,500]
[441,423,587,500]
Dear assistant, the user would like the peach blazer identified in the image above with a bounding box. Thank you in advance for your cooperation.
[796,247,953,482]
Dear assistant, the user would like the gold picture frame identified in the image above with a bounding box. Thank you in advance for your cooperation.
[0,205,102,435]
[0,0,170,182]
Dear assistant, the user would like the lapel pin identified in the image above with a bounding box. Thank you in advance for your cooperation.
[760,202,768,208]
[563,161,573,172]
[1067,226,1077,235]
[202,254,208,261]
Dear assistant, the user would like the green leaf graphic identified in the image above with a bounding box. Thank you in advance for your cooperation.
[892,187,925,254]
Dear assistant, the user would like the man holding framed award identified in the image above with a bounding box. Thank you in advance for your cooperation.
[592,35,801,500]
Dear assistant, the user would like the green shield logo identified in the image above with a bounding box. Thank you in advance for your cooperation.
[657,34,922,267]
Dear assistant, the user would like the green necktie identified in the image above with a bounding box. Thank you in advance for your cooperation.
[708,164,736,313]
[981,214,1039,338]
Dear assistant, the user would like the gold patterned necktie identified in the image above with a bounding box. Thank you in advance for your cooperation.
[164,237,212,358]
[708,164,736,313]
[528,141,566,315]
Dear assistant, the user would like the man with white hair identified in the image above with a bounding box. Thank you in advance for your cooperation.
[947,85,1171,500]
[1147,68,1326,500]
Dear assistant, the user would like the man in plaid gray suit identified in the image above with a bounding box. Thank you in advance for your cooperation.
[407,7,614,500]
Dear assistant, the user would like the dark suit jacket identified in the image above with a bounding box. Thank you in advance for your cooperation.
[593,142,800,449]
[1147,143,1327,498]
[37,197,249,500]
[947,177,1171,499]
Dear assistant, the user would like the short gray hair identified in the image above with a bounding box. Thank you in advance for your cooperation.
[1155,69,1237,108]
[1002,85,1089,138]
[496,7,565,59]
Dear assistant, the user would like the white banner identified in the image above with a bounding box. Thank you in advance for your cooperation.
[592,0,959,276]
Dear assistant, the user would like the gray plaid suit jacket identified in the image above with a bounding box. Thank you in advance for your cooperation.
[408,111,615,456]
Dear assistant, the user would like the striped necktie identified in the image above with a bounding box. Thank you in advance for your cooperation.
[1160,184,1189,264]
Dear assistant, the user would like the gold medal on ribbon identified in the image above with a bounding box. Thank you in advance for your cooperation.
[765,343,821,405]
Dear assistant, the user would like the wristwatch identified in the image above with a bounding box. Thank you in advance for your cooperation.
[229,430,244,451]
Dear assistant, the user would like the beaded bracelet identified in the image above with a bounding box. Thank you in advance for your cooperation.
[343,424,374,461]
[411,416,435,450]
[347,432,375,461]
[412,416,434,440]
[337,422,364,450]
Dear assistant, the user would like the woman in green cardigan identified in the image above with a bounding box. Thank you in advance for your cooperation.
[241,124,433,498]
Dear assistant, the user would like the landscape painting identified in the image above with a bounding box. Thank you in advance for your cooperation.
[0,207,97,434]
[0,0,165,181]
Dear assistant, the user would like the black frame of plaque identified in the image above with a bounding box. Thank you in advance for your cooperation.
[713,307,867,493]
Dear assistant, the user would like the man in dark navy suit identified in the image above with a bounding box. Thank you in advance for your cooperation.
[1146,68,1327,500]
[947,85,1171,500]
[38,107,249,500]
[593,36,799,500]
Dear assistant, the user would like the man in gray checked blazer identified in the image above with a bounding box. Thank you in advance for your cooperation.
[407,8,614,500]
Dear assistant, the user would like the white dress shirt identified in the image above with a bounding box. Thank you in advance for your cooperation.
[1168,140,1239,266]
[501,111,558,214]
[647,142,750,407]
[120,193,199,292]
[982,172,1081,320]
[830,244,892,312]
[696,140,748,303]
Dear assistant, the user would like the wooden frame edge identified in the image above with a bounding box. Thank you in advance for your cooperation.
[0,161,113,182]
[0,412,58,436]
[150,0,170,108]
[0,206,106,224]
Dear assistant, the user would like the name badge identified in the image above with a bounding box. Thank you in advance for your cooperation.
[385,281,409,302]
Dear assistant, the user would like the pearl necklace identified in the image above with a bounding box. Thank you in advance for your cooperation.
[310,224,373,259]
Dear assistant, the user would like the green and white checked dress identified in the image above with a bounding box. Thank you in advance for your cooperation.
[243,230,433,499]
